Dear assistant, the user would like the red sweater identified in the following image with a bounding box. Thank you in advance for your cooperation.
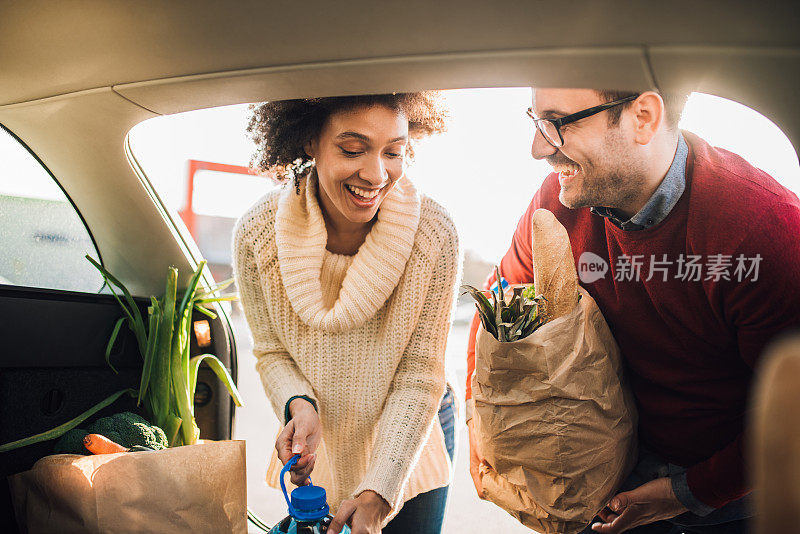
[465,132,800,509]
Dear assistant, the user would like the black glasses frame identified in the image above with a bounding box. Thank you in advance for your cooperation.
[526,95,638,147]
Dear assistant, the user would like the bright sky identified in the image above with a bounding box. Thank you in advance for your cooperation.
[6,89,798,264]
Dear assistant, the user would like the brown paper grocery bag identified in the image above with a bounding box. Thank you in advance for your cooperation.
[8,440,247,534]
[473,288,637,534]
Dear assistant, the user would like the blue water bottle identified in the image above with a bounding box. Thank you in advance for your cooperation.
[268,454,350,534]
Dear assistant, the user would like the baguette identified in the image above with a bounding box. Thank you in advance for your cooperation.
[531,209,579,320]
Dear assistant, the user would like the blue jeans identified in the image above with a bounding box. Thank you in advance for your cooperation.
[382,385,456,534]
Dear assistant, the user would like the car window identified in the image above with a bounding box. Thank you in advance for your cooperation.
[0,126,102,292]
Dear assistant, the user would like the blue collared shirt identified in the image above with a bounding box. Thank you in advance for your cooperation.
[590,134,688,230]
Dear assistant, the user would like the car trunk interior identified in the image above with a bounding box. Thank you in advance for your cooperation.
[0,284,237,532]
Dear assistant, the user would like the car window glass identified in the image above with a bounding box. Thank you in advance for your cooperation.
[0,126,102,292]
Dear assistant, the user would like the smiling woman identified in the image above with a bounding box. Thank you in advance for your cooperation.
[309,107,407,248]
[234,92,459,534]
[247,94,446,256]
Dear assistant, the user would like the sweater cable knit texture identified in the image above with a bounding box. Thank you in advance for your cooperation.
[233,171,460,513]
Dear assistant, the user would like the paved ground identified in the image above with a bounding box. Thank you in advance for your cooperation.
[230,305,532,533]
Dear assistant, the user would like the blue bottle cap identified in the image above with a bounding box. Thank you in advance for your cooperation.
[279,455,331,522]
[291,485,327,515]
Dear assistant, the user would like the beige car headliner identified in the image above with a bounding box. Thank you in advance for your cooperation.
[1,1,799,294]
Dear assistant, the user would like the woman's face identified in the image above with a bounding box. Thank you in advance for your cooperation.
[307,104,409,227]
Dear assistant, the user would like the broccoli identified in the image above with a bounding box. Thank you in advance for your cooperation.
[51,412,168,455]
[86,412,169,450]
[53,428,90,455]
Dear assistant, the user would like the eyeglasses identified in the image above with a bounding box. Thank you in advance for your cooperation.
[526,95,638,148]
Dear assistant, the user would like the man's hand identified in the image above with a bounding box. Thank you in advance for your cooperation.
[275,398,321,486]
[467,418,485,499]
[328,490,391,534]
[591,477,688,533]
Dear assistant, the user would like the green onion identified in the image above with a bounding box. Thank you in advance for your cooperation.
[190,354,244,408]
[0,257,243,454]
[104,316,126,374]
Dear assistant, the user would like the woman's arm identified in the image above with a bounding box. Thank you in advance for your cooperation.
[352,216,461,512]
[233,220,318,419]
[234,222,322,482]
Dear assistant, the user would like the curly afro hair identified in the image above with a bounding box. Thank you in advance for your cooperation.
[247,92,447,188]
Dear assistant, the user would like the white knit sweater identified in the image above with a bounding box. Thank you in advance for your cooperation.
[232,171,460,513]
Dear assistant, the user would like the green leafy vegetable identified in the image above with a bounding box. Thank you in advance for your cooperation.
[461,265,547,342]
[87,412,168,450]
[89,257,244,447]
[0,257,244,454]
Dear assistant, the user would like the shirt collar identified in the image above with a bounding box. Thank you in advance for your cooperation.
[590,133,688,231]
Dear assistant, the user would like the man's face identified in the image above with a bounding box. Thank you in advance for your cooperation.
[530,88,646,209]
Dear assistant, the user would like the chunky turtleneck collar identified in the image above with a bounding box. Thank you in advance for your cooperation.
[274,170,421,332]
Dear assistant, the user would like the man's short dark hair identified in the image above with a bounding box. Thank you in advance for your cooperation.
[597,89,689,130]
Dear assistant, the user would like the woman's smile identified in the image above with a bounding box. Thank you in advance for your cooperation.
[344,183,385,208]
[345,183,381,200]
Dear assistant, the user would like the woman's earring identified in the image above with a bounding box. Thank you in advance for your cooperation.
[286,158,315,195]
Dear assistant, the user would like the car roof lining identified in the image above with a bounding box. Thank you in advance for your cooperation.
[6,44,797,151]
[3,0,800,105]
[113,46,653,111]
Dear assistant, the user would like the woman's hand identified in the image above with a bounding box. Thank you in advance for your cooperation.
[275,398,321,486]
[328,490,391,534]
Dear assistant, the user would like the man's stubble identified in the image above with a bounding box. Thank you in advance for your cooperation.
[559,127,646,211]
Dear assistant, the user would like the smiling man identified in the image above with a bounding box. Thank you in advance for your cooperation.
[465,88,800,533]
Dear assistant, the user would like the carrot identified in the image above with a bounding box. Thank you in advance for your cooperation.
[84,434,127,454]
